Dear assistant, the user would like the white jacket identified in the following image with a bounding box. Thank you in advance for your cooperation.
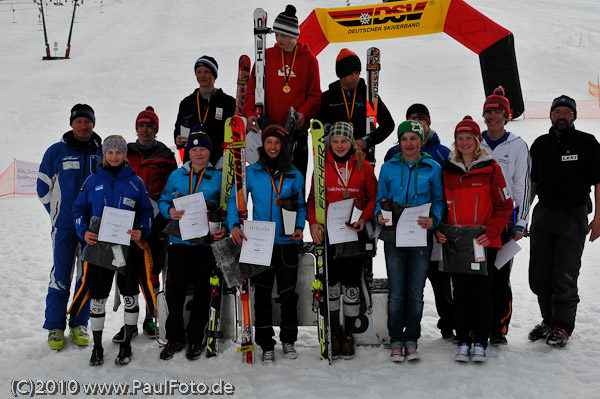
[481,131,531,229]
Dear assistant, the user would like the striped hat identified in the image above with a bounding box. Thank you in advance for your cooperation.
[329,121,354,142]
[273,5,299,38]
[454,116,482,142]
[483,86,510,117]
[194,55,218,78]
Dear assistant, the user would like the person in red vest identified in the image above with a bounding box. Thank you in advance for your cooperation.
[111,106,177,342]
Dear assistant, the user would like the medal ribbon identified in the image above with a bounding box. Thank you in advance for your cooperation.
[189,165,207,194]
[196,89,215,125]
[341,87,357,121]
[267,169,284,204]
[281,46,298,90]
[333,160,354,192]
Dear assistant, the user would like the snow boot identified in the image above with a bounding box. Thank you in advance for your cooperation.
[186,343,203,360]
[331,330,343,360]
[70,326,90,346]
[341,335,355,360]
[48,329,65,350]
[160,340,185,360]
[89,345,104,366]
[528,322,551,341]
[115,343,132,365]
[546,327,569,347]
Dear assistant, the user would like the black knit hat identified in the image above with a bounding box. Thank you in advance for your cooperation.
[335,48,361,78]
[406,103,431,125]
[550,95,577,118]
[273,5,299,38]
[70,103,95,126]
[194,55,219,79]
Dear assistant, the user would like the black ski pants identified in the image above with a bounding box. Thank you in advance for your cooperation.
[164,244,214,345]
[529,204,587,334]
[253,244,299,350]
[489,228,513,337]
[428,261,454,331]
[452,248,498,348]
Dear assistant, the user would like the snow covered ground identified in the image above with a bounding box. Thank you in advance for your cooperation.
[1,0,600,397]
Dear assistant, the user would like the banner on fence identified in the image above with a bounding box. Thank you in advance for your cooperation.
[0,160,40,198]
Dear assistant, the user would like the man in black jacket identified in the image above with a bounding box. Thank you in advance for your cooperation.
[316,48,394,165]
[528,95,600,347]
[174,55,236,168]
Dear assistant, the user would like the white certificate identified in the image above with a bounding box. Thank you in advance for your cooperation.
[98,206,135,246]
[395,203,431,247]
[239,220,276,266]
[327,199,358,245]
[173,192,209,241]
[494,239,522,269]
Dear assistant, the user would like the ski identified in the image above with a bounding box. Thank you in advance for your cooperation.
[366,47,380,165]
[231,115,254,364]
[204,272,224,358]
[253,8,270,116]
[235,55,251,116]
[310,119,332,364]
[155,290,167,346]
[284,106,299,159]
[221,118,235,214]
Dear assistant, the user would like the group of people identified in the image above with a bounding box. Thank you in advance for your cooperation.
[36,4,600,367]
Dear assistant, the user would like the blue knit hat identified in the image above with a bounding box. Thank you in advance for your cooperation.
[70,103,95,126]
[194,55,218,79]
[550,95,577,118]
[186,131,212,153]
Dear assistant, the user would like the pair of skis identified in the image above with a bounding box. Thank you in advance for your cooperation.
[205,55,252,359]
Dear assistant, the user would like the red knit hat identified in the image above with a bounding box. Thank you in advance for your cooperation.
[483,86,510,118]
[454,116,482,142]
[336,48,361,78]
[261,124,289,144]
[136,106,159,132]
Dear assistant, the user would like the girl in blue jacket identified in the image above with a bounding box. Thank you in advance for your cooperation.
[157,132,226,361]
[226,124,306,363]
[71,135,154,367]
[376,121,445,362]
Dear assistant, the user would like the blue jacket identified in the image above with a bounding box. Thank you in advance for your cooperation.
[384,130,450,166]
[37,131,103,229]
[158,162,222,245]
[73,165,154,241]
[225,162,307,245]
[375,153,445,228]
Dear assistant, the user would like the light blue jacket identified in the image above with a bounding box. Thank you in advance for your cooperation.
[158,162,222,245]
[225,162,306,245]
[375,153,445,228]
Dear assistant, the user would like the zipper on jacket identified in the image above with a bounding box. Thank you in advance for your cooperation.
[474,193,479,224]
[451,197,458,225]
[405,165,414,204]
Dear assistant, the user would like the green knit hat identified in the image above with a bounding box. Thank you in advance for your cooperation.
[397,120,424,141]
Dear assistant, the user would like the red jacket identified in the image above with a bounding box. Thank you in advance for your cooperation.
[243,43,321,135]
[307,149,378,226]
[442,155,513,248]
[127,141,177,201]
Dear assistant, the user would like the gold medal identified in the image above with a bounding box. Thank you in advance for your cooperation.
[283,85,291,94]
[343,190,350,199]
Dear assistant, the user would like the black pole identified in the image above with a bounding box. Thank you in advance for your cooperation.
[39,1,51,58]
[65,0,78,58]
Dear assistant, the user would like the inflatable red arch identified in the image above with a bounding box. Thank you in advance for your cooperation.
[298,0,524,118]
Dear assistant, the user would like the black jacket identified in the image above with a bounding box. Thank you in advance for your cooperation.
[316,78,395,148]
[173,88,236,165]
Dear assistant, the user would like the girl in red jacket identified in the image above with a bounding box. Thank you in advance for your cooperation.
[436,116,513,363]
[308,122,378,360]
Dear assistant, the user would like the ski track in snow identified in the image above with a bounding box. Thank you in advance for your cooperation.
[2,0,600,398]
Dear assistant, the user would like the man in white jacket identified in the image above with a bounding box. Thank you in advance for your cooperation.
[480,87,531,346]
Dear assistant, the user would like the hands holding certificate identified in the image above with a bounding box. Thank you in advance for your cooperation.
[231,225,303,245]
[169,207,227,241]
[309,219,364,245]
[84,229,142,245]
